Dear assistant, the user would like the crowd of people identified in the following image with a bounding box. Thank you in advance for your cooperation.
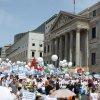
[0,69,100,100]
[0,58,100,100]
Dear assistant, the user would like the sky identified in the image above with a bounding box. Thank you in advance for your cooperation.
[0,0,100,47]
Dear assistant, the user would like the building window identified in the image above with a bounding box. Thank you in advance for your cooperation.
[40,52,42,57]
[92,27,96,39]
[32,43,35,46]
[47,45,50,52]
[26,50,27,57]
[45,36,47,40]
[1,51,5,54]
[91,53,96,65]
[32,51,35,57]
[24,51,25,57]
[93,10,96,17]
[44,46,46,53]
[40,44,42,47]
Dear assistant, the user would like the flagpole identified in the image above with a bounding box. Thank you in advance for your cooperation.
[73,0,76,14]
[74,1,75,14]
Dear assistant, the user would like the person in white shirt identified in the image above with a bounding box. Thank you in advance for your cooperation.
[89,88,99,100]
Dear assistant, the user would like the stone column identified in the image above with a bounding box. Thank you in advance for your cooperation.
[51,40,55,55]
[50,40,53,55]
[55,38,58,67]
[70,32,73,62]
[59,36,63,61]
[85,30,89,67]
[51,39,55,65]
[76,29,80,66]
[64,34,68,60]
[53,39,55,54]
[55,38,58,55]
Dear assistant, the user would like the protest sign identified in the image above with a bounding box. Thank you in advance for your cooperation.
[22,92,36,100]
[18,73,26,79]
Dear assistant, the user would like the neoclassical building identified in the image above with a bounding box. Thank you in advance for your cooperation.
[44,1,100,67]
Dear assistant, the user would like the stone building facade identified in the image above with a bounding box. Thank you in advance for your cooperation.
[1,44,12,61]
[44,2,100,67]
[6,32,44,63]
[43,14,58,64]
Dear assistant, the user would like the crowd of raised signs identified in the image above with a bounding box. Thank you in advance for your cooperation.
[0,58,100,100]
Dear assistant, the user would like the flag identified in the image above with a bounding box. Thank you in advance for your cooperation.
[30,58,37,69]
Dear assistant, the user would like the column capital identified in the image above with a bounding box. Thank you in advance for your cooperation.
[76,28,81,33]
[70,30,74,34]
[86,28,89,32]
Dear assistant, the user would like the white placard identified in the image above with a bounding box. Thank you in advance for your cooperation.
[19,67,23,71]
[18,73,26,79]
[22,92,36,100]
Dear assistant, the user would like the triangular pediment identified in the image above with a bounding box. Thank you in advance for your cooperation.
[51,11,77,31]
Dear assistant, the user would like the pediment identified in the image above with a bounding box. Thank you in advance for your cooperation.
[51,11,77,31]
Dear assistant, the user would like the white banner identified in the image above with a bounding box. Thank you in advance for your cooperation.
[18,73,26,79]
[22,92,36,100]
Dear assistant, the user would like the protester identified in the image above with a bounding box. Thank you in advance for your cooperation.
[9,78,18,95]
[67,81,73,91]
[17,87,22,100]
[89,88,99,100]
[55,78,60,90]
[45,80,53,95]
[0,59,100,100]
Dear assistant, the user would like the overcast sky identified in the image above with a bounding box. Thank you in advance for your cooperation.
[0,0,99,47]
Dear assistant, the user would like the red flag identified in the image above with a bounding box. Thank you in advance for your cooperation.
[30,58,37,69]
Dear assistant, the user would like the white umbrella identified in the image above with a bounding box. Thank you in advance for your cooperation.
[50,89,76,98]
[0,86,14,100]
